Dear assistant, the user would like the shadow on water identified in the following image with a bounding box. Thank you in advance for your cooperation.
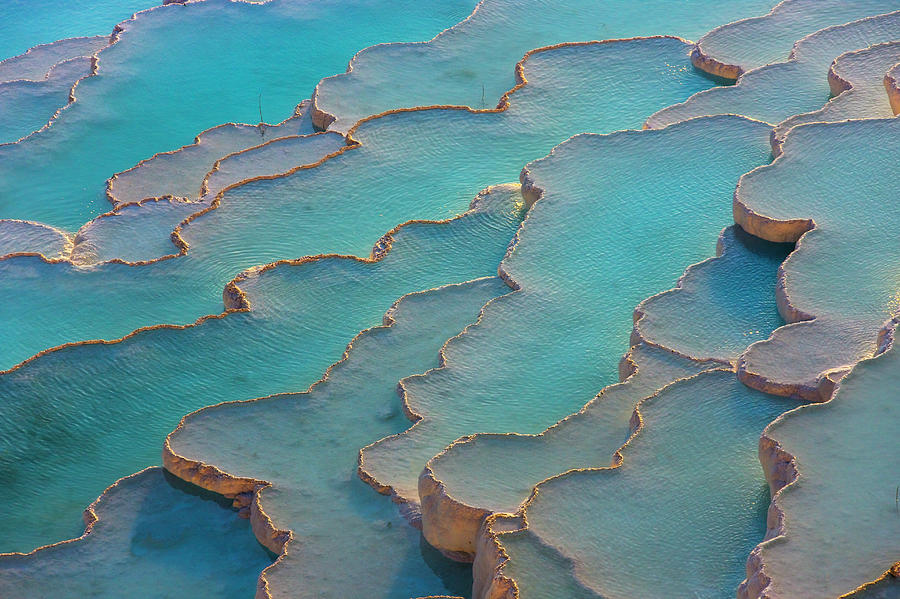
[420,533,473,598]
[159,468,278,561]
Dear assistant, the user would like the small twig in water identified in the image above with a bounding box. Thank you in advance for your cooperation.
[481,83,485,109]
[257,92,266,138]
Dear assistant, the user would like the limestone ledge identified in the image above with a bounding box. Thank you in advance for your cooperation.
[162,186,520,596]
[884,61,900,116]
[0,55,96,145]
[306,0,490,132]
[0,36,112,145]
[733,115,900,401]
[731,152,818,402]
[357,175,543,532]
[353,184,525,517]
[689,0,866,82]
[0,9,347,270]
[310,0,494,132]
[417,351,638,562]
[690,45,743,81]
[768,58,852,157]
[417,344,724,564]
[732,177,814,245]
[738,317,900,598]
[0,0,170,148]
[105,99,314,207]
[417,138,738,562]
[310,35,694,134]
[630,225,779,364]
[163,439,288,599]
[472,515,523,599]
[2,127,347,268]
[164,279,476,596]
[771,43,900,156]
[688,0,798,82]
[2,4,337,268]
[0,36,107,85]
[465,367,735,599]
[0,467,202,568]
[0,219,73,260]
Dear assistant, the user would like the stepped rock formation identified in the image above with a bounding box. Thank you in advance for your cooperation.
[648,10,900,131]
[735,116,900,400]
[0,188,522,552]
[739,326,900,598]
[0,468,271,599]
[3,0,900,596]
[369,115,772,551]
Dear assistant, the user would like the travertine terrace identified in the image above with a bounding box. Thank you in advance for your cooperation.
[2,1,899,598]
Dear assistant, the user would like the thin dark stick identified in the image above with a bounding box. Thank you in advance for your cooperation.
[257,92,266,137]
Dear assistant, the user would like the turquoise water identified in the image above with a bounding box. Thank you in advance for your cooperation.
[745,342,900,598]
[361,116,772,507]
[107,108,317,206]
[737,118,900,399]
[0,1,155,61]
[0,131,344,370]
[423,345,719,556]
[772,40,900,142]
[0,468,273,598]
[0,37,108,83]
[635,226,792,361]
[0,57,92,144]
[694,0,900,76]
[499,370,786,599]
[0,190,522,552]
[312,0,774,130]
[0,220,70,259]
[0,0,476,229]
[0,36,713,372]
[648,10,900,129]
[168,278,507,598]
[4,1,900,597]
[66,109,325,264]
[422,225,790,556]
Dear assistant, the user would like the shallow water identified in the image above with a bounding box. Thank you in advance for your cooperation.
[745,342,900,598]
[0,0,476,229]
[634,225,792,361]
[422,226,790,551]
[0,468,273,599]
[0,131,344,370]
[107,109,317,207]
[0,190,522,552]
[0,36,713,372]
[772,40,900,141]
[312,0,774,130]
[3,0,899,596]
[648,10,900,129]
[0,220,70,259]
[168,278,509,598]
[0,37,108,84]
[0,1,151,61]
[498,370,787,599]
[362,116,772,507]
[694,0,900,76]
[0,57,92,144]
[425,345,718,533]
[736,117,900,399]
